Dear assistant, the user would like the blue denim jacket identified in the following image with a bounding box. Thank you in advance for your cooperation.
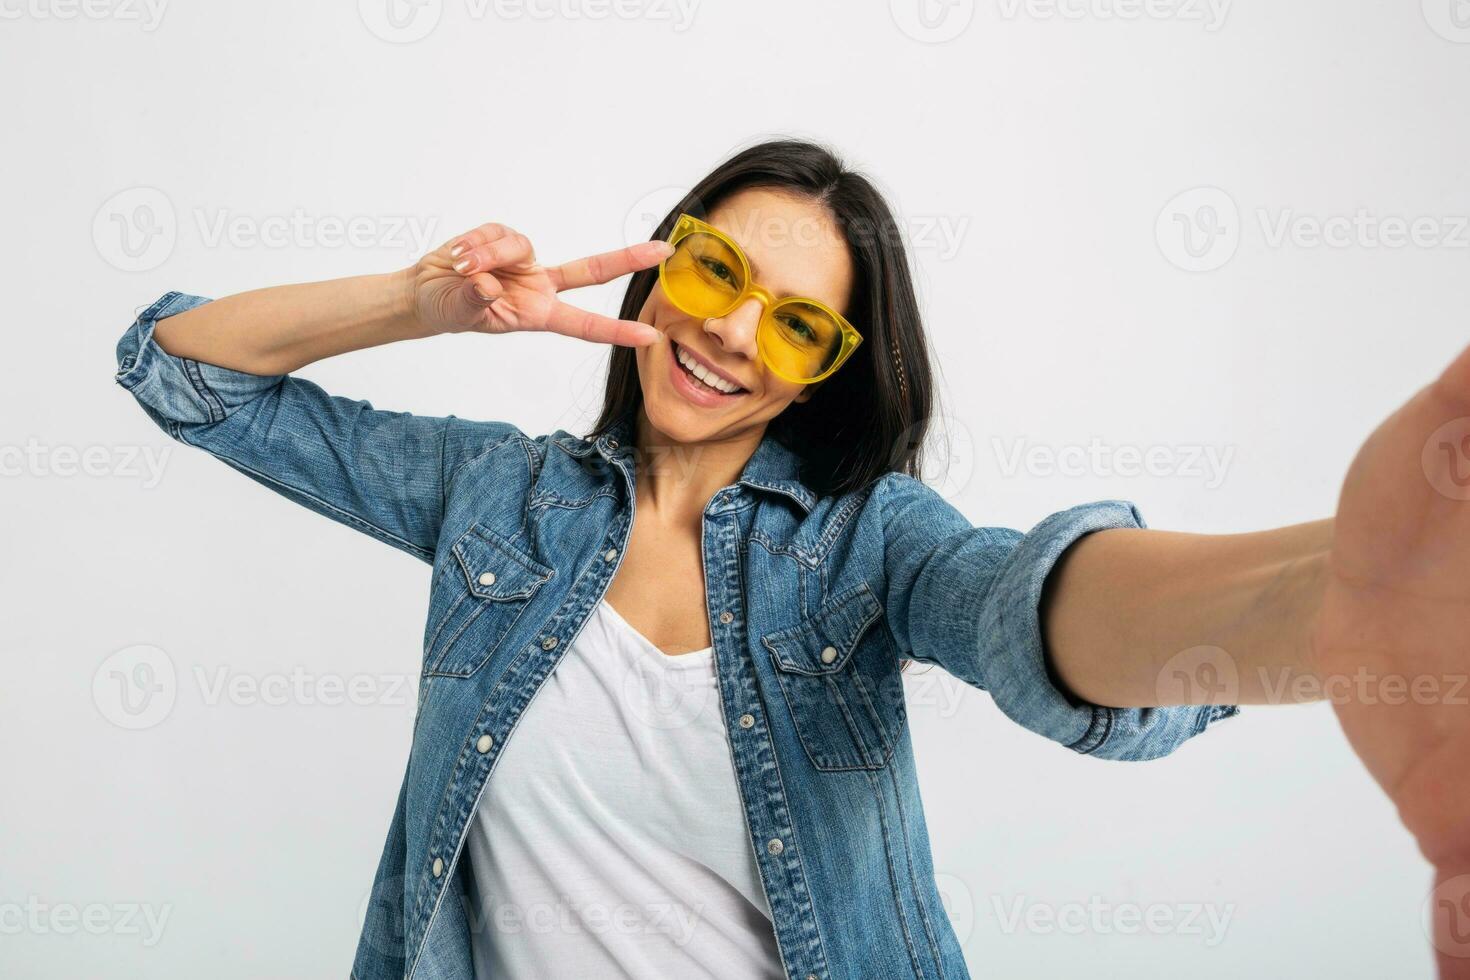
[115,292,1237,980]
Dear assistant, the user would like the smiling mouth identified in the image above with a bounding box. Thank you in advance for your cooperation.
[672,341,748,396]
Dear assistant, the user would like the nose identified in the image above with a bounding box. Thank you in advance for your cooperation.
[701,297,761,361]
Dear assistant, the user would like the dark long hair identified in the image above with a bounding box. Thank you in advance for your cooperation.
[590,138,933,499]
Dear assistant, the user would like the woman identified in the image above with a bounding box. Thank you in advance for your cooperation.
[114,139,1470,979]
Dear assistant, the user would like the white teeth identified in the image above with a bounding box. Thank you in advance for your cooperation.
[676,344,741,394]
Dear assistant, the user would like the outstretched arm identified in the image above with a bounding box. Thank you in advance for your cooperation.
[1041,340,1470,974]
[1041,517,1333,707]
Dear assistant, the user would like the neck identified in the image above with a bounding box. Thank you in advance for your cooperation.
[632,406,764,524]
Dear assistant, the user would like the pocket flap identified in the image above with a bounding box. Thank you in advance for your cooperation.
[452,524,554,601]
[761,582,883,676]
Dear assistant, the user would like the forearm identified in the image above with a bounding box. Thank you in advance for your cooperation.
[1040,519,1334,707]
[152,268,426,375]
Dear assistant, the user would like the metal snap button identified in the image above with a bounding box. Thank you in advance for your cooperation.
[476,734,493,753]
[604,548,618,562]
[542,636,559,650]
[739,714,755,729]
[431,857,444,878]
[478,571,496,587]
[820,645,837,664]
[719,610,734,625]
[766,838,784,855]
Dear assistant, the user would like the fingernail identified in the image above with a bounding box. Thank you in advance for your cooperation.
[450,243,467,258]
[453,258,471,274]
[473,286,495,303]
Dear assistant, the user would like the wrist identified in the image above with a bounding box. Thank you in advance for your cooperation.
[1293,548,1333,686]
[384,266,429,339]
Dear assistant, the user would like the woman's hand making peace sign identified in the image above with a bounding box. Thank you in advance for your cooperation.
[412,221,672,346]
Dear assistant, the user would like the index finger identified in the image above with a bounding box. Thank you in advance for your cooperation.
[543,299,662,347]
[546,240,674,292]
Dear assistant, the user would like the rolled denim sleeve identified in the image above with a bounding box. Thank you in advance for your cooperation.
[879,474,1238,761]
[114,291,512,563]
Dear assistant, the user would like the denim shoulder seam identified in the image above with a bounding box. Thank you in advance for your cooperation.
[802,480,878,564]
[444,427,526,492]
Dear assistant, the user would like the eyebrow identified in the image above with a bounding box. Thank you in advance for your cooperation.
[710,221,762,279]
[723,230,782,296]
[714,216,833,306]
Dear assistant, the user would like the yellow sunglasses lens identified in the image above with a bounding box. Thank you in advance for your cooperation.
[661,231,747,318]
[760,301,846,382]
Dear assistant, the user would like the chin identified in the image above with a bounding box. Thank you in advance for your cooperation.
[633,340,791,447]
[641,389,730,444]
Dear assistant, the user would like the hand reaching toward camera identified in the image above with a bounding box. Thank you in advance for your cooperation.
[412,222,671,346]
[1311,342,1470,977]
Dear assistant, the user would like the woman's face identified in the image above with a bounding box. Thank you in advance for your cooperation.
[634,188,855,446]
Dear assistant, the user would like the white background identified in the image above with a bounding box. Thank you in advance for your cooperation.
[3,0,1468,977]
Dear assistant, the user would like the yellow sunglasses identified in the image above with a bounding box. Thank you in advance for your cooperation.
[657,213,863,385]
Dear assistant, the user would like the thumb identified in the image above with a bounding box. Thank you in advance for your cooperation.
[439,273,502,330]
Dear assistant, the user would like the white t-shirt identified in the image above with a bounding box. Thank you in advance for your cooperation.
[462,598,785,980]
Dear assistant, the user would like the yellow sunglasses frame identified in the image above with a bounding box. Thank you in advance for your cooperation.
[657,213,863,385]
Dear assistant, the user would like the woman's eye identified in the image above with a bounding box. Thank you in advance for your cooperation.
[699,257,738,286]
[777,314,818,343]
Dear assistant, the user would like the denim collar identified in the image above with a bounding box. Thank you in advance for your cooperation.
[553,408,816,514]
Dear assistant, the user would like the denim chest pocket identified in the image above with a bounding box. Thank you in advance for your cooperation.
[760,582,907,772]
[423,523,554,678]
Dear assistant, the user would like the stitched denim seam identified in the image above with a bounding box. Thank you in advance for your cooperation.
[863,765,926,978]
